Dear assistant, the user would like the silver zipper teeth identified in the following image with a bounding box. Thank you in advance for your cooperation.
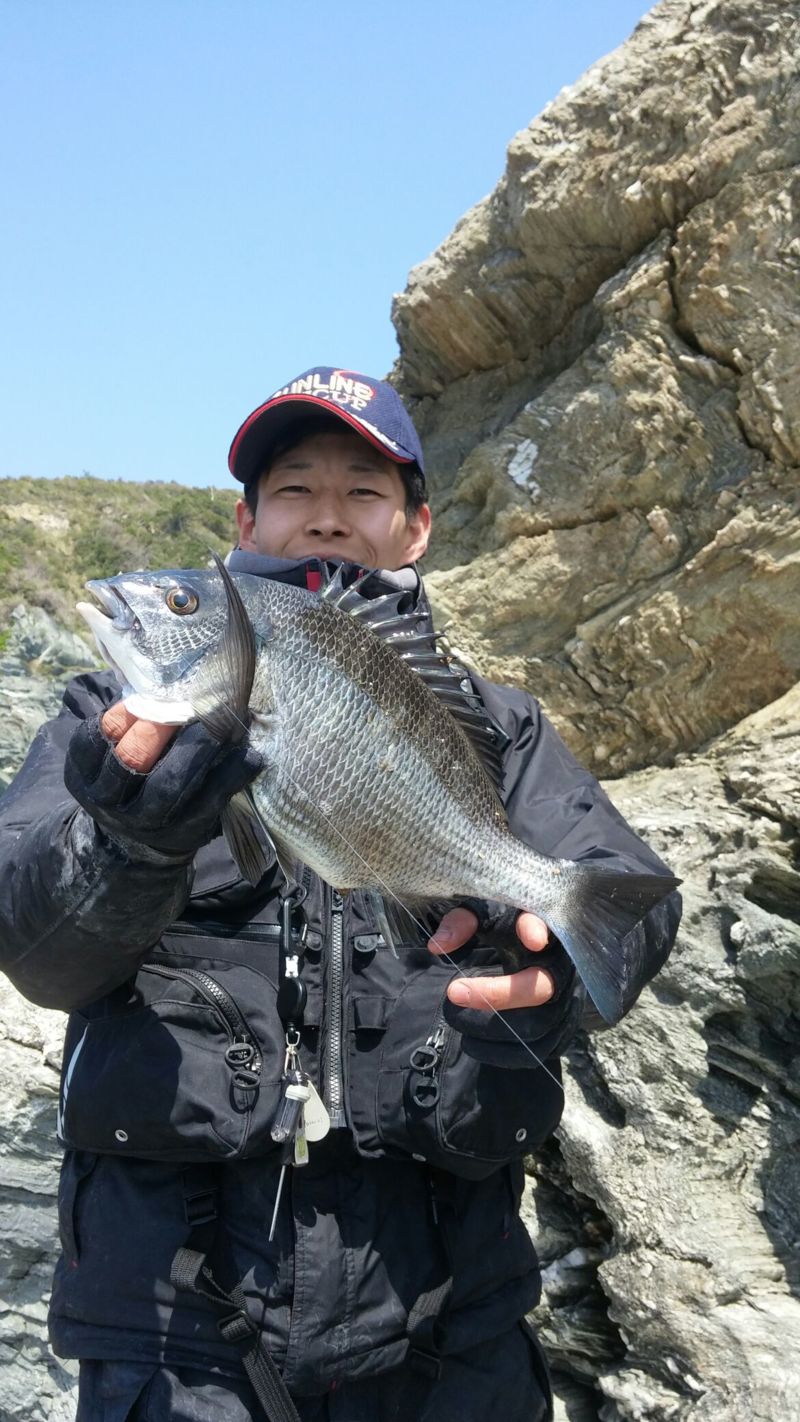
[145,964,262,1073]
[327,890,345,1128]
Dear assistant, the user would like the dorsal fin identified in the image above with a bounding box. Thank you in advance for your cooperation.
[320,565,506,792]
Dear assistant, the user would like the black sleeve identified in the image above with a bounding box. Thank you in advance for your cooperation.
[0,673,193,1012]
[472,676,681,1028]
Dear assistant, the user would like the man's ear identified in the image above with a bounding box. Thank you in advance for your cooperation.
[235,497,257,551]
[405,503,431,562]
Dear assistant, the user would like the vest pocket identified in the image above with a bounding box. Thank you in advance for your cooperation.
[57,1150,98,1265]
[350,966,563,1180]
[58,962,285,1161]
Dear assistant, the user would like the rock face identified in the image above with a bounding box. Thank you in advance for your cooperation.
[527,686,800,1421]
[0,611,93,1419]
[0,606,96,793]
[395,0,800,777]
[390,2,800,1415]
[0,980,78,1421]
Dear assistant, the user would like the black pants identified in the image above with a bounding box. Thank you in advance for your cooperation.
[76,1322,553,1422]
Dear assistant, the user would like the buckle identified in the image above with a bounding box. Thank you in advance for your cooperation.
[407,1346,442,1380]
[183,1190,217,1228]
[218,1309,255,1346]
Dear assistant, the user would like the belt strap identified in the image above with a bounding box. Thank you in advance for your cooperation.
[172,1167,301,1422]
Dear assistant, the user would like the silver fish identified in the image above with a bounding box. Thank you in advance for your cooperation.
[77,556,678,1024]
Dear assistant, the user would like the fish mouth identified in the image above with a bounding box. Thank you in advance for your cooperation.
[76,581,141,689]
[83,580,139,632]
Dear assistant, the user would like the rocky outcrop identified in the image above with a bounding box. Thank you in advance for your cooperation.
[390,2,800,1415]
[0,610,93,1419]
[0,981,78,1421]
[0,607,96,793]
[528,685,800,1421]
[397,0,800,777]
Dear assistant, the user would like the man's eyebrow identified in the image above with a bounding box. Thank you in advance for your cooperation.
[346,460,393,475]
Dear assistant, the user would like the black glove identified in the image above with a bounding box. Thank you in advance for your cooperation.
[64,714,263,863]
[448,900,583,1068]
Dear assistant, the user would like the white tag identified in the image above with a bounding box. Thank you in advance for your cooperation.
[303,1079,332,1142]
[294,1121,309,1167]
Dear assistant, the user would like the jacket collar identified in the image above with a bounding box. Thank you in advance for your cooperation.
[226,551,431,623]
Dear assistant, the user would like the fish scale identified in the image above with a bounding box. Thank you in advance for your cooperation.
[248,628,495,895]
[77,558,680,1024]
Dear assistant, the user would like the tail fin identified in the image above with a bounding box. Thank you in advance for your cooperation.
[542,868,680,1026]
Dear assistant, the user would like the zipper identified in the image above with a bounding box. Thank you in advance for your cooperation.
[165,919,317,948]
[144,963,262,1078]
[326,888,346,1128]
[165,919,284,943]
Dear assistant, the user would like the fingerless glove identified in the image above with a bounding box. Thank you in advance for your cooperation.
[64,714,263,864]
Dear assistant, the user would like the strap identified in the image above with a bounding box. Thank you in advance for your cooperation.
[172,1168,301,1422]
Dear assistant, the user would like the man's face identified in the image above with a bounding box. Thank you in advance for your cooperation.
[235,429,431,570]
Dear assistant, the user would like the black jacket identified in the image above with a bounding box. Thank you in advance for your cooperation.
[0,564,680,1394]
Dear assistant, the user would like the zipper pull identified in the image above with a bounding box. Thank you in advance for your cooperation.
[429,1023,447,1055]
[409,1017,447,1109]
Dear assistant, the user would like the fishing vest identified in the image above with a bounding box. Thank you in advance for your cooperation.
[57,829,564,1179]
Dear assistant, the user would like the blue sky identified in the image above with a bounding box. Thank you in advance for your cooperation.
[1,1,650,489]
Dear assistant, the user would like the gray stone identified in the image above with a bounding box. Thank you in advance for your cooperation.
[0,606,96,793]
[528,686,800,1420]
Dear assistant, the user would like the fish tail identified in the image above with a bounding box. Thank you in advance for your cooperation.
[532,865,680,1026]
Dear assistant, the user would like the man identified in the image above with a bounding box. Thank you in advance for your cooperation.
[0,367,680,1421]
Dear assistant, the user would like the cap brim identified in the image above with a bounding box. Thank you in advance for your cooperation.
[228,393,417,485]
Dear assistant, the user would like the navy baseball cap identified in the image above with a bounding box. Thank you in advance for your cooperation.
[228,366,426,489]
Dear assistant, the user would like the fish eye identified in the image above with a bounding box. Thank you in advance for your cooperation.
[165,587,199,615]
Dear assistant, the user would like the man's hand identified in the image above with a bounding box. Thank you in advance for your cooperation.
[101,704,178,772]
[64,704,263,863]
[428,906,554,1010]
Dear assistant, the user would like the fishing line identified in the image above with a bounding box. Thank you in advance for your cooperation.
[190,565,566,1091]
[200,707,564,1088]
[209,684,565,1092]
[272,761,566,1095]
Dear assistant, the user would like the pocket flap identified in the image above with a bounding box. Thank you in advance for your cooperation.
[353,996,390,1030]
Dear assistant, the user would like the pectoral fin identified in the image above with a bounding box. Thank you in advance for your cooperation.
[221,792,274,885]
[192,553,259,744]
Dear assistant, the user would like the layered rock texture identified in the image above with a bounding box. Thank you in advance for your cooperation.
[1,0,798,1418]
[527,686,800,1420]
[396,0,800,779]
[390,1,800,1413]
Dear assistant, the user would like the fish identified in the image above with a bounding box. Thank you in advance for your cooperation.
[76,555,679,1025]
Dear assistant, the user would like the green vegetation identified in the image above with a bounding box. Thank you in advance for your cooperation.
[0,476,240,634]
